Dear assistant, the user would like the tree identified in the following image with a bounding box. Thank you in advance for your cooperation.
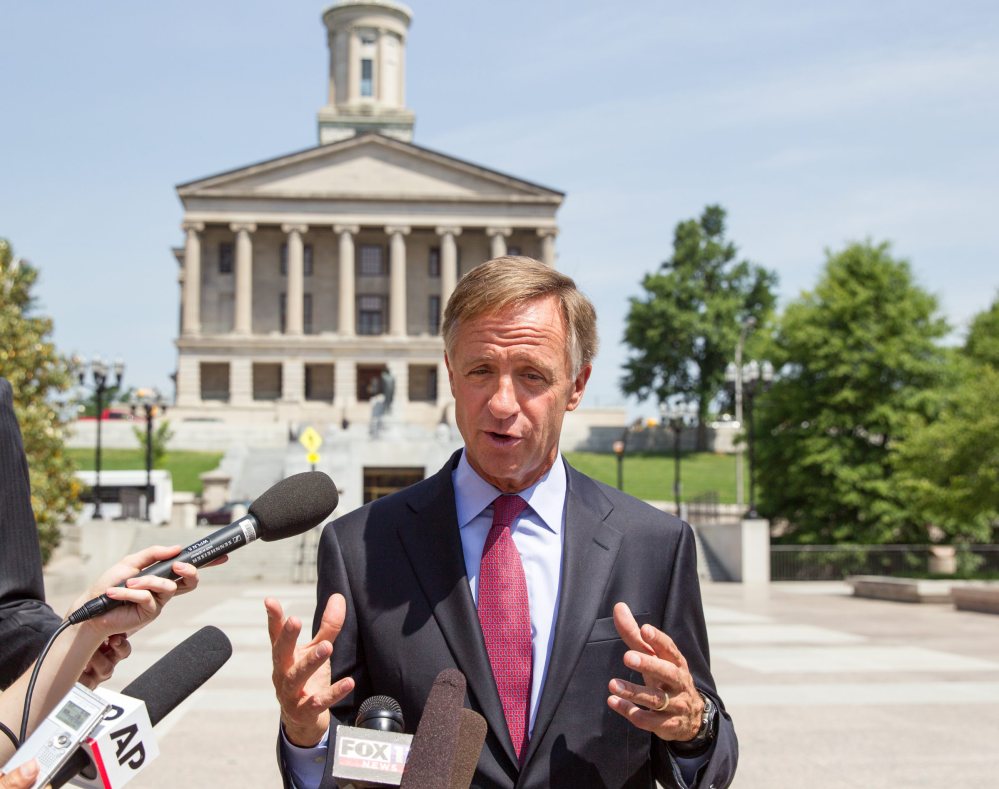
[133,418,174,469]
[621,205,777,449]
[893,360,999,543]
[754,241,948,544]
[891,294,999,543]
[964,291,999,367]
[0,239,79,561]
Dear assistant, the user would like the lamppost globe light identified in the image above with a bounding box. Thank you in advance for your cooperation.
[761,360,775,382]
[724,361,738,384]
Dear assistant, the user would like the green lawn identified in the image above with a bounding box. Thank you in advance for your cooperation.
[67,448,223,494]
[564,451,737,503]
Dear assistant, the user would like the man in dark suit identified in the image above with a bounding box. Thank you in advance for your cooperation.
[268,257,737,788]
[0,377,128,690]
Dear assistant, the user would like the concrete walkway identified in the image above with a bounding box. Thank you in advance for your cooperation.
[43,577,999,787]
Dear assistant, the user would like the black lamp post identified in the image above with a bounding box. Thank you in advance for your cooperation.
[133,388,165,521]
[612,435,626,491]
[76,356,124,520]
[661,401,696,516]
[725,359,773,518]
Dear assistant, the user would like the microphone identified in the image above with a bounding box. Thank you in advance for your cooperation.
[67,471,338,623]
[49,625,233,788]
[331,697,412,787]
[400,669,486,789]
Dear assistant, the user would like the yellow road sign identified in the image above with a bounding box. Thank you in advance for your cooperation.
[299,426,323,453]
[306,451,321,465]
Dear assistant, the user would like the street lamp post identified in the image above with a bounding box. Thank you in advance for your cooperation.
[133,388,165,521]
[661,401,696,516]
[77,356,124,520]
[726,358,773,518]
[732,316,756,509]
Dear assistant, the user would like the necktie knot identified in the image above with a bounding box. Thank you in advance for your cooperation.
[491,494,528,531]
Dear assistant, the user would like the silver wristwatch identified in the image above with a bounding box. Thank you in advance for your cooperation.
[670,692,717,756]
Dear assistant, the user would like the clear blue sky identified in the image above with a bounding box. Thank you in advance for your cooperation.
[2,0,997,412]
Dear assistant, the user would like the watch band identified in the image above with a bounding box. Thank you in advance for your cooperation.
[669,691,717,757]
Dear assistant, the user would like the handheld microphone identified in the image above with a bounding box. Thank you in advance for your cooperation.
[331,696,413,787]
[49,625,233,788]
[400,669,486,789]
[67,472,338,623]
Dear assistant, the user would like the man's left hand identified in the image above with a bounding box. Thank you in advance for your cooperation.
[606,601,703,742]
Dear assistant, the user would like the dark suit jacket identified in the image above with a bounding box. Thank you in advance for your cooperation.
[0,377,63,689]
[289,451,736,788]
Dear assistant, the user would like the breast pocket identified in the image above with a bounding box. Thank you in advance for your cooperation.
[586,612,652,643]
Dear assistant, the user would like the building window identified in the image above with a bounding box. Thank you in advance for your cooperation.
[357,295,386,335]
[361,58,374,97]
[356,364,387,401]
[200,362,230,401]
[507,245,522,256]
[304,293,313,334]
[305,364,334,402]
[408,365,438,402]
[252,363,282,401]
[428,247,440,278]
[219,242,234,274]
[428,295,441,335]
[359,245,385,276]
[279,293,286,332]
[280,243,314,276]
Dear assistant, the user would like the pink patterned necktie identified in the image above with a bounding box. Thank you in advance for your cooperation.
[478,494,532,762]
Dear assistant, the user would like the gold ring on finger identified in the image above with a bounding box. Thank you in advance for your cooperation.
[653,692,670,713]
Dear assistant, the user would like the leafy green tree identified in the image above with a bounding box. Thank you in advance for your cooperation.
[892,294,999,542]
[755,241,948,544]
[964,292,999,367]
[893,360,999,543]
[621,205,777,449]
[133,419,175,469]
[0,239,79,561]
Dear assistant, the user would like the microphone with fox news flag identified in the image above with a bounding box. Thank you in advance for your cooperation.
[67,472,339,624]
[331,696,412,788]
[48,625,233,788]
[331,670,487,789]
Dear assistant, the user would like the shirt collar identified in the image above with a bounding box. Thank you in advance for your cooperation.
[454,449,566,535]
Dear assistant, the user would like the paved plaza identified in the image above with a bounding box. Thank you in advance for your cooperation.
[45,575,999,787]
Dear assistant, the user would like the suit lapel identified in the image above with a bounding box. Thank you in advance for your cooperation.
[522,462,622,768]
[395,452,519,767]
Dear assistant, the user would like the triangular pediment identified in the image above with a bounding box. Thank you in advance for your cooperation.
[177,133,562,203]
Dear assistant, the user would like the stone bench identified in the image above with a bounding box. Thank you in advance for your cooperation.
[952,585,999,615]
[848,575,970,604]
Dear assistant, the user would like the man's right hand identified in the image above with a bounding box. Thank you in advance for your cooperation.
[265,593,355,747]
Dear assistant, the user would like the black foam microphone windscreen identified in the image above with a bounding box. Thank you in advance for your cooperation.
[49,626,233,787]
[449,708,487,789]
[120,624,233,724]
[251,470,339,541]
[399,669,467,789]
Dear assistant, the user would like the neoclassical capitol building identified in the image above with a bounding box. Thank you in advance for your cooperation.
[172,0,562,428]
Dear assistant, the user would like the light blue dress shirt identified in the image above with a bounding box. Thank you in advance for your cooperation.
[452,448,566,735]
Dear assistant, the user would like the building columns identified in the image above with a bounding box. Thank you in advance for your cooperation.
[537,228,558,267]
[335,225,358,336]
[386,225,410,337]
[436,226,461,308]
[181,221,204,337]
[282,359,305,403]
[487,226,512,259]
[347,27,358,102]
[230,358,253,406]
[282,224,307,335]
[334,360,357,409]
[231,223,256,335]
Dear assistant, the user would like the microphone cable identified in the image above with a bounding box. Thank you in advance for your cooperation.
[17,618,72,744]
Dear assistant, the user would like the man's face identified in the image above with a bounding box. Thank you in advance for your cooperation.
[445,295,591,493]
